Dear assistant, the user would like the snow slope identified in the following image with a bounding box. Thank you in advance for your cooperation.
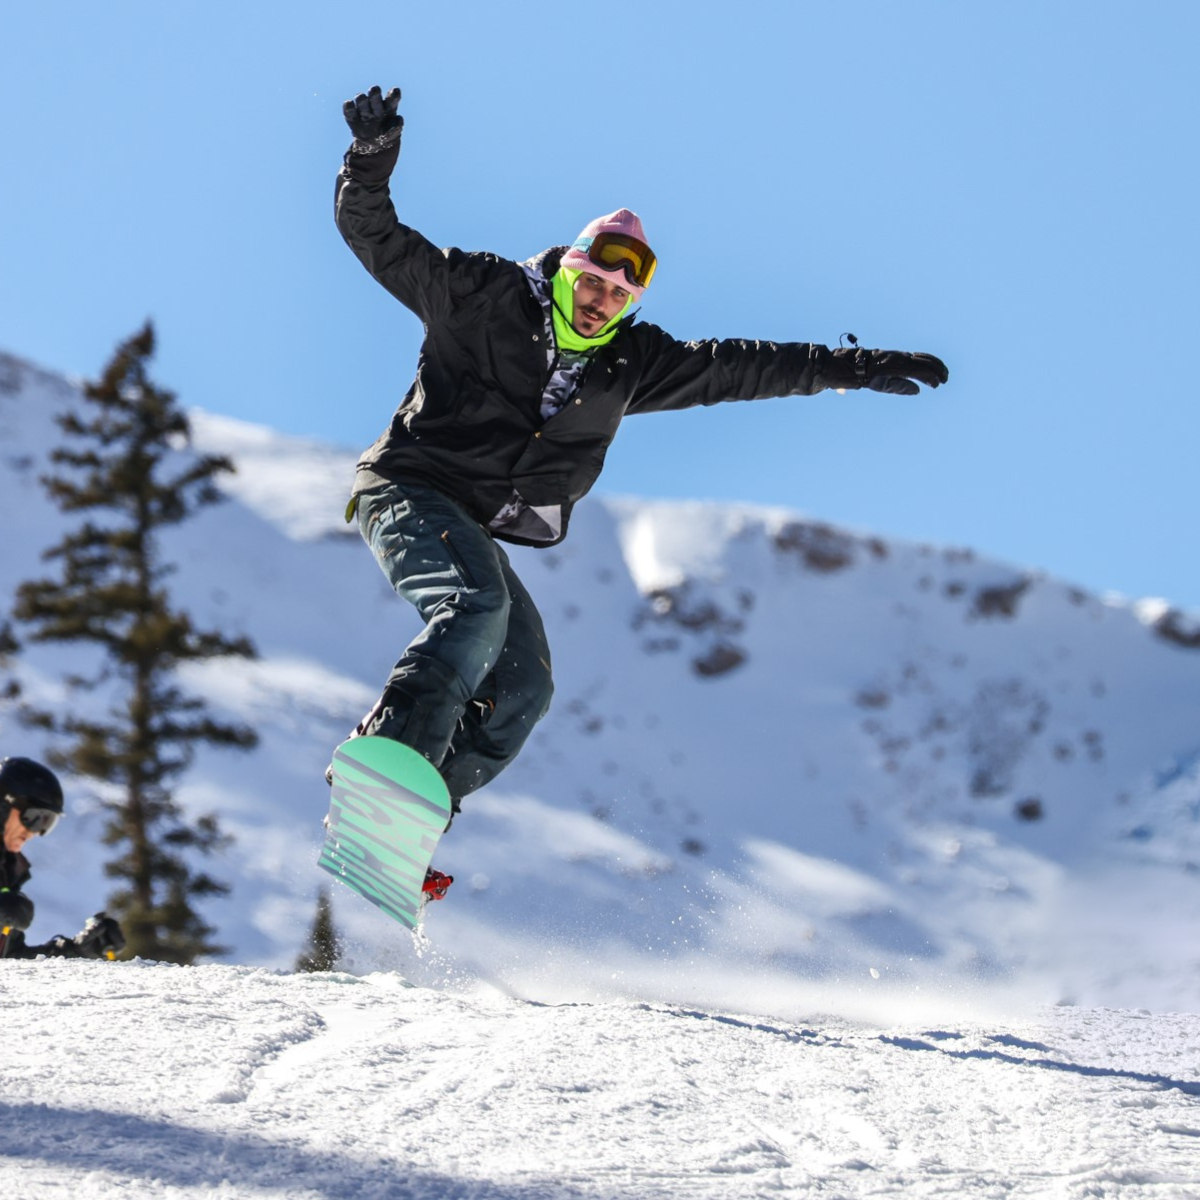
[2,961,1198,1199]
[4,351,1200,1016]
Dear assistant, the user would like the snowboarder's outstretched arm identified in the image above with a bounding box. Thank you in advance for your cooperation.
[626,326,948,415]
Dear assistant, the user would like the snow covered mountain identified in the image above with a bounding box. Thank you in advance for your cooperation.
[4,349,1200,1017]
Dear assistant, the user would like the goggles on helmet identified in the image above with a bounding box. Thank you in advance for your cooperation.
[11,801,60,836]
[574,232,657,290]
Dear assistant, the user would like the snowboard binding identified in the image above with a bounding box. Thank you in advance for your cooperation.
[422,869,454,902]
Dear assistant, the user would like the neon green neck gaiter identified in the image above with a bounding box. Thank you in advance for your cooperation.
[551,267,635,353]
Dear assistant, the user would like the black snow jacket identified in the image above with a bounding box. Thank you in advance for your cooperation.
[0,850,86,960]
[0,847,31,897]
[335,150,867,548]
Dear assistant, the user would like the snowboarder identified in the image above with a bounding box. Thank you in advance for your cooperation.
[0,756,126,960]
[333,84,948,827]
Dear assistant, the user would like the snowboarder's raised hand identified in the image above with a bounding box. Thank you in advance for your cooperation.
[832,347,949,396]
[343,85,403,154]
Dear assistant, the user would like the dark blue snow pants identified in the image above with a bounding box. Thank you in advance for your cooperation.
[354,481,554,805]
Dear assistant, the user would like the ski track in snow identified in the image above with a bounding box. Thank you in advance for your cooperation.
[1,962,1198,1199]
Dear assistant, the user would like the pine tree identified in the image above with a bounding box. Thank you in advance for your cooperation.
[12,323,257,964]
[0,622,19,704]
[295,888,342,973]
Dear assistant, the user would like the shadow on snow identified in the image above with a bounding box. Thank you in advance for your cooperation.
[878,1035,1200,1096]
[0,1100,577,1200]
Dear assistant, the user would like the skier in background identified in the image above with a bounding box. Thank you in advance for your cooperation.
[0,756,126,960]
[333,84,948,828]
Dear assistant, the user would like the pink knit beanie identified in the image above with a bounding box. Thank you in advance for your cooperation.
[559,209,655,299]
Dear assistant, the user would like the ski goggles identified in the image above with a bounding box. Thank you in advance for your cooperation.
[10,801,60,836]
[573,232,657,290]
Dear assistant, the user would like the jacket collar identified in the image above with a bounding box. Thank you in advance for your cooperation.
[520,246,567,283]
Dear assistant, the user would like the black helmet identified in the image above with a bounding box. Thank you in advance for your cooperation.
[0,757,64,814]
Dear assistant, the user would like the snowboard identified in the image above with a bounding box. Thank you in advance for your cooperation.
[318,736,453,930]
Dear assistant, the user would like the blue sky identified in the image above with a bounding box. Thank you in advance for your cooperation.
[4,2,1199,609]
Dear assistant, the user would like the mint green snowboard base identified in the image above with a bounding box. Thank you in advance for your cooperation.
[318,736,452,930]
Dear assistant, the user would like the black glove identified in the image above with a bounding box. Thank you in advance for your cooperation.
[827,347,949,395]
[71,912,126,960]
[343,85,403,154]
[0,889,34,932]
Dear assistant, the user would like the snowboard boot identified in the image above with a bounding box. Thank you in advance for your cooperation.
[422,869,454,902]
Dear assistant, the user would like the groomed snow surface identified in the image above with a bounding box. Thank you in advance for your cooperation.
[2,961,1199,1199]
